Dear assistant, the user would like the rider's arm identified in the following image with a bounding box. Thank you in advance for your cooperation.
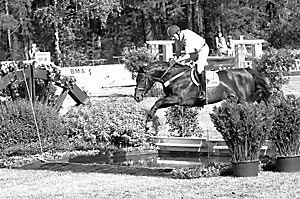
[176,54,190,63]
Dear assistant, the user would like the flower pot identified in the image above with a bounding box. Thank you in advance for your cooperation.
[232,160,259,177]
[275,155,300,172]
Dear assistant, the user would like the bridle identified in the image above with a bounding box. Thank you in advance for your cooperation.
[135,73,155,93]
[135,64,186,92]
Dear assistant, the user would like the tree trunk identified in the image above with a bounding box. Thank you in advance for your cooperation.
[5,0,12,56]
[187,0,193,30]
[142,11,154,41]
[194,0,204,35]
[217,3,224,32]
[54,25,61,65]
[54,0,61,65]
[161,0,167,38]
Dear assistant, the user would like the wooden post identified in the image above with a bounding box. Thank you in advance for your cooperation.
[68,84,89,106]
[31,64,36,102]
[146,40,174,61]
[26,64,36,103]
[163,43,173,61]
[53,88,69,111]
[235,44,246,68]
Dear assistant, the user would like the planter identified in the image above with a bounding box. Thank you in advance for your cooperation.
[275,155,300,172]
[232,160,259,177]
[151,136,206,153]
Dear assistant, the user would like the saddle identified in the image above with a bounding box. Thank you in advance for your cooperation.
[190,66,220,100]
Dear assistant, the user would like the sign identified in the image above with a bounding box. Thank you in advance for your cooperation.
[35,52,51,63]
[290,59,300,72]
[60,64,136,96]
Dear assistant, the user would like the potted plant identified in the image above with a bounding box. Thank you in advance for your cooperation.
[269,92,300,172]
[210,98,274,177]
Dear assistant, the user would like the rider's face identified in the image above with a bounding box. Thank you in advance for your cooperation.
[172,33,180,41]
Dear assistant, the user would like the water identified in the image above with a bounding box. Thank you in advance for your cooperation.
[69,151,231,168]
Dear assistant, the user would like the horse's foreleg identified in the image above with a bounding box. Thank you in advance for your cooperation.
[145,96,180,131]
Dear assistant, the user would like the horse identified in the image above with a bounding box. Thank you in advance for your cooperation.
[133,61,271,129]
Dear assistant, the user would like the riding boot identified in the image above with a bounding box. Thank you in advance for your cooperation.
[198,72,206,99]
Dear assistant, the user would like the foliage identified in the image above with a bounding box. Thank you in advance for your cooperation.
[268,92,300,156]
[171,162,232,179]
[63,97,157,151]
[165,106,203,137]
[210,98,274,163]
[220,0,269,39]
[266,3,300,48]
[123,46,157,74]
[254,47,297,90]
[0,99,68,158]
[1,0,300,63]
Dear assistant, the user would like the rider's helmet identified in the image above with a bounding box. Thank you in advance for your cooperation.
[167,25,180,38]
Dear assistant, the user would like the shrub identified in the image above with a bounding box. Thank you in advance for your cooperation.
[122,46,164,97]
[63,97,157,151]
[171,163,232,179]
[123,46,157,74]
[165,106,203,137]
[0,100,68,158]
[210,98,274,162]
[254,47,297,90]
[268,92,300,156]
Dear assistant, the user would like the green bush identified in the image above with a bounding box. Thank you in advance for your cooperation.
[254,47,297,90]
[171,163,232,179]
[210,98,274,163]
[268,92,300,156]
[165,106,203,137]
[63,97,157,151]
[123,46,157,74]
[0,100,68,158]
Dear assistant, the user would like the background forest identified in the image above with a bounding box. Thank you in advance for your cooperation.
[1,0,300,67]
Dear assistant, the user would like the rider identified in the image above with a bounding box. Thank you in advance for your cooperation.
[167,25,209,99]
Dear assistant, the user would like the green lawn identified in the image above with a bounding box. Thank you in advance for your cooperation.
[1,167,300,199]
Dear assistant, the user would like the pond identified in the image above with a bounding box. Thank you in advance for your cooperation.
[69,151,231,168]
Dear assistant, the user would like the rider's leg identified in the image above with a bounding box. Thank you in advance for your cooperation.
[196,44,209,98]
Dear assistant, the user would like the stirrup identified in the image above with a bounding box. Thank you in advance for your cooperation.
[198,90,205,99]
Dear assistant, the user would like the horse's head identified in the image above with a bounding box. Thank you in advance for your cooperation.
[134,71,154,102]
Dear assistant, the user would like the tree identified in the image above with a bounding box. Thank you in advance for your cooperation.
[0,0,34,60]
[266,2,300,48]
[34,0,120,65]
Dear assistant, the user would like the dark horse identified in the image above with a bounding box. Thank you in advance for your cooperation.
[134,61,271,128]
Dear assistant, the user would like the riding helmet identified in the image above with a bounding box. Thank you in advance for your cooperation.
[167,25,180,38]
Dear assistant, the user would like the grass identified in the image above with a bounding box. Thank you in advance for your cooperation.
[1,167,300,199]
[2,77,300,198]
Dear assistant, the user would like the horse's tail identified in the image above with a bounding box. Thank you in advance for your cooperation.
[245,68,271,104]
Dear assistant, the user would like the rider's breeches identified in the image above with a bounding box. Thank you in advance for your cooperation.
[196,44,209,74]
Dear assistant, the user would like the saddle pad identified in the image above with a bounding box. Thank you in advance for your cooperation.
[206,70,220,88]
